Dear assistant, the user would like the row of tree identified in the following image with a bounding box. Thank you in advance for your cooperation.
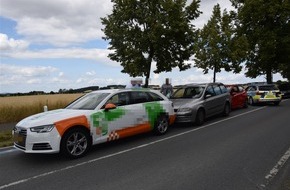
[101,0,290,86]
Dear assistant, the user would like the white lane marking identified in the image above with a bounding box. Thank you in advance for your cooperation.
[261,146,290,187]
[0,106,268,189]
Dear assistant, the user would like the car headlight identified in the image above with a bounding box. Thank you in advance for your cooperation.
[30,125,55,133]
[177,107,192,113]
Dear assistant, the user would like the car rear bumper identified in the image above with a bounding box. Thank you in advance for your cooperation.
[254,98,281,103]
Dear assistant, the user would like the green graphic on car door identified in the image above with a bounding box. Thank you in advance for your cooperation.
[143,102,165,128]
[91,108,126,135]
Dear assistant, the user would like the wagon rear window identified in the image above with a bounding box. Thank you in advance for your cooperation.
[259,85,279,91]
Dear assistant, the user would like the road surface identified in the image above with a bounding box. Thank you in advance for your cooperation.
[0,100,290,190]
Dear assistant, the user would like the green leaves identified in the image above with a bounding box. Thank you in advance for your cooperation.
[233,0,290,83]
[101,0,201,87]
[194,4,247,82]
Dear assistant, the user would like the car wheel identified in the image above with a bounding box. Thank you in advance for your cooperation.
[248,97,255,106]
[274,101,280,106]
[243,99,248,108]
[223,103,230,116]
[154,114,169,135]
[195,109,205,126]
[61,128,91,159]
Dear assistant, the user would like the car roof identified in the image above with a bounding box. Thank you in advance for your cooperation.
[182,82,225,87]
[250,84,276,87]
[88,88,157,94]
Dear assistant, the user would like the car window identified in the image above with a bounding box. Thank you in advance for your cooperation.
[106,92,129,106]
[130,91,151,104]
[66,92,110,110]
[220,85,228,93]
[206,86,215,96]
[171,86,204,99]
[172,88,185,98]
[259,85,279,91]
[148,92,164,101]
[232,86,239,92]
[247,86,255,91]
[238,86,244,92]
[184,87,204,98]
[213,85,222,95]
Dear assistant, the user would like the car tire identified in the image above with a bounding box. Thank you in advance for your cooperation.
[195,109,205,126]
[60,127,91,159]
[274,101,280,106]
[154,114,169,135]
[248,97,255,106]
[223,103,230,116]
[243,99,248,108]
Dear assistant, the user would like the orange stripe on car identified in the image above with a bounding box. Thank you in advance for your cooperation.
[169,115,176,125]
[108,122,151,141]
[54,115,89,136]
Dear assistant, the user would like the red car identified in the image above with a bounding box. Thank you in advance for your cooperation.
[226,85,248,109]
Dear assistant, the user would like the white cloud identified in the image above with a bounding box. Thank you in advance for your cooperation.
[0,0,235,46]
[0,48,120,67]
[0,33,29,51]
[0,0,112,46]
[0,63,58,85]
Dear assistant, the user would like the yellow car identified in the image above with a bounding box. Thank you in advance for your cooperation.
[246,84,282,106]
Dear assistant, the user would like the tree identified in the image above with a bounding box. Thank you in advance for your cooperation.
[231,0,290,83]
[101,0,202,87]
[194,4,248,82]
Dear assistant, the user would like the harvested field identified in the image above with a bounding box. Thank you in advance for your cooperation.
[0,93,83,124]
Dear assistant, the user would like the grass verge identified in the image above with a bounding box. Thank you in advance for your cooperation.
[0,130,13,148]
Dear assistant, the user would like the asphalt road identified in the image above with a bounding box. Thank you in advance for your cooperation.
[0,100,290,190]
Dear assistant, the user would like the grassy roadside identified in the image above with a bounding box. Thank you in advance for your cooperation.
[0,130,13,148]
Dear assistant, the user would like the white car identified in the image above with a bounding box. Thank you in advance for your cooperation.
[13,89,176,158]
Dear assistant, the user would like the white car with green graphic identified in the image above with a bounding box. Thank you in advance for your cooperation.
[12,89,176,158]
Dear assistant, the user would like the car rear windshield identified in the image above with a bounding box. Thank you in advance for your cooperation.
[259,85,279,91]
[66,93,110,110]
[171,86,204,99]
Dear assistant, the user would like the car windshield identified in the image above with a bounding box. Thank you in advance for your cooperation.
[66,92,110,110]
[259,85,279,91]
[172,86,205,99]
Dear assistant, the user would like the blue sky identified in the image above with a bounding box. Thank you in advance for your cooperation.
[0,0,285,93]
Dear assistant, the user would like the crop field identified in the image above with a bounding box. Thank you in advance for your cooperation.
[0,93,83,124]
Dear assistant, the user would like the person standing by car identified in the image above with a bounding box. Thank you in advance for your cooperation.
[160,78,173,97]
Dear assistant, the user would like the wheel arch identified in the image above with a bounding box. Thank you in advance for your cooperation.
[60,125,92,147]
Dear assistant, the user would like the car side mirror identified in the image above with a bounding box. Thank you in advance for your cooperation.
[104,103,116,112]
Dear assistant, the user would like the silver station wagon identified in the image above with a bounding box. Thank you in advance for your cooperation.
[170,83,231,125]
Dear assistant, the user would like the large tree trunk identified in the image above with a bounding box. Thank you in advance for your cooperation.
[266,67,273,84]
[213,64,217,83]
[144,58,152,88]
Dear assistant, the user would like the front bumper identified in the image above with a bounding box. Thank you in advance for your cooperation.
[174,111,195,123]
[13,126,61,154]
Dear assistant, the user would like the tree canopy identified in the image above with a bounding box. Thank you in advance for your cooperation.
[231,0,290,83]
[194,4,248,82]
[101,0,201,87]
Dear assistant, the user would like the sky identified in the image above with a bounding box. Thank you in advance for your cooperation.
[0,0,285,93]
